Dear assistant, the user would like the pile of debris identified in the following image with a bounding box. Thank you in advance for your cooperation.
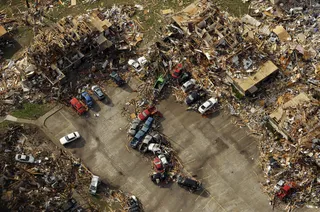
[1,5,142,115]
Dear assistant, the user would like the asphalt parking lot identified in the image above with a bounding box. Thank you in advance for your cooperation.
[44,80,272,212]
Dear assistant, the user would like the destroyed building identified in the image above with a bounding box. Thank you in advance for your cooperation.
[269,92,319,142]
[227,60,279,96]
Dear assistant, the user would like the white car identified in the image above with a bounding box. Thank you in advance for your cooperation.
[137,56,148,66]
[128,59,143,73]
[198,97,218,114]
[148,143,161,155]
[89,175,100,195]
[15,154,35,163]
[181,79,196,93]
[60,132,80,145]
[158,154,168,166]
[128,57,148,73]
[127,119,141,136]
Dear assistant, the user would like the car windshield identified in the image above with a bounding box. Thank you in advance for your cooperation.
[19,155,29,161]
[133,63,140,69]
[203,101,212,108]
[66,133,76,141]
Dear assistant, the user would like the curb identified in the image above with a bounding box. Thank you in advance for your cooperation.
[41,105,64,128]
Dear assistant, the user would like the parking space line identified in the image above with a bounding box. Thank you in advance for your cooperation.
[184,158,196,165]
[217,121,232,131]
[240,139,256,151]
[237,134,248,143]
[199,174,212,181]
[195,190,209,203]
[202,195,226,212]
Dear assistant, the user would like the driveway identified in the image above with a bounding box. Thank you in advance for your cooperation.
[44,80,272,212]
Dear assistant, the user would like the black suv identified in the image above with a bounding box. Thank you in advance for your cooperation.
[176,175,202,192]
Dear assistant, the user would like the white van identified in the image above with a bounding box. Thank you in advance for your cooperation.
[89,175,99,195]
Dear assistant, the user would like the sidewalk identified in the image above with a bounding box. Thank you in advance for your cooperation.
[0,104,63,127]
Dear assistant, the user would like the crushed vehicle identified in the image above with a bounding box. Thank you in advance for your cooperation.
[60,198,77,211]
[153,75,167,97]
[181,79,196,93]
[130,117,155,149]
[130,130,146,149]
[153,157,165,173]
[137,56,148,66]
[128,56,147,73]
[110,71,125,87]
[138,106,157,121]
[148,143,161,155]
[70,97,87,115]
[127,195,141,212]
[89,175,100,195]
[128,59,142,73]
[150,172,167,185]
[158,154,169,167]
[178,72,191,85]
[60,132,80,145]
[128,119,141,136]
[176,175,202,192]
[91,85,105,100]
[185,90,204,105]
[198,97,218,114]
[81,91,94,108]
[171,63,183,78]
[150,132,168,146]
[276,181,296,200]
[15,154,35,163]
[141,117,154,133]
[139,134,153,153]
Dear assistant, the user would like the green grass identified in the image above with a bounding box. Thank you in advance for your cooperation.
[0,120,12,129]
[11,103,55,120]
[216,0,249,17]
[231,85,244,99]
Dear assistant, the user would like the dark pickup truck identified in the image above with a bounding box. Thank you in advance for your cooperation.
[130,117,154,148]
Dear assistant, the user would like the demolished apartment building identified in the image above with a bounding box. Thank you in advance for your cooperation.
[27,11,113,85]
[171,1,279,97]
[268,92,319,142]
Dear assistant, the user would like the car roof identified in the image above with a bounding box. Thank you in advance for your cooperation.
[82,92,92,100]
[67,132,76,138]
[70,97,80,104]
[202,101,212,108]
[209,97,218,104]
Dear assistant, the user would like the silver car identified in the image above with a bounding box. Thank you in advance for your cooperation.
[181,79,196,93]
[127,119,141,136]
[91,85,105,100]
[15,154,35,163]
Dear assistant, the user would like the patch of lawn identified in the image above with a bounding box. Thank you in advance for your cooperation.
[0,120,12,129]
[11,103,55,120]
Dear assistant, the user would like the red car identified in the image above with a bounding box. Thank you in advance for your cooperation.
[171,63,183,78]
[138,106,157,121]
[153,157,164,173]
[70,98,87,115]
